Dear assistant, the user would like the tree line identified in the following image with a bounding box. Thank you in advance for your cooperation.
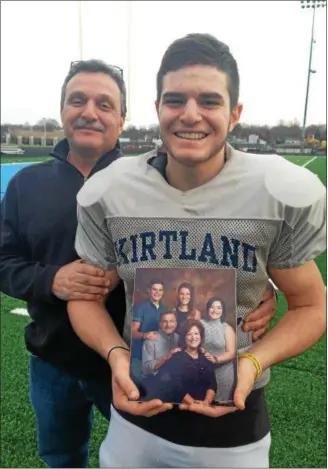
[1,119,326,144]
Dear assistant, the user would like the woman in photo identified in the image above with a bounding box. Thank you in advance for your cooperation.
[141,319,217,405]
[201,297,236,402]
[174,283,202,334]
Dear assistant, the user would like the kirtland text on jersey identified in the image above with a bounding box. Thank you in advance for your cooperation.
[114,231,257,273]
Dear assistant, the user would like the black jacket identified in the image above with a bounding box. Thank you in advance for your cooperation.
[0,139,126,382]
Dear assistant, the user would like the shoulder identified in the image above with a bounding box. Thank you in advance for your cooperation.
[77,153,151,208]
[230,146,325,209]
[7,160,56,183]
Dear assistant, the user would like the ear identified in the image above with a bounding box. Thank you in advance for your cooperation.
[119,116,125,135]
[229,103,243,133]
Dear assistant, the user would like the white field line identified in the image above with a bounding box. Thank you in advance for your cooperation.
[10,307,29,316]
[302,156,317,168]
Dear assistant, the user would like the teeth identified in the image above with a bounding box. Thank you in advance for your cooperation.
[176,132,207,140]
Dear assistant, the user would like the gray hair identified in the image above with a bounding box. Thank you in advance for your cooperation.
[60,59,127,117]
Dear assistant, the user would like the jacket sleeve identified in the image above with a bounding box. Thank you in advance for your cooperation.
[0,176,60,303]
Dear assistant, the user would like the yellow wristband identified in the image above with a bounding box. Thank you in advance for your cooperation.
[239,353,262,380]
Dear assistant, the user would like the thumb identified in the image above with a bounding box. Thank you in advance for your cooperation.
[74,259,83,264]
[233,359,257,410]
[115,373,140,401]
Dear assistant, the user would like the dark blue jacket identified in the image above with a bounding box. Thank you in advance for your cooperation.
[0,139,126,382]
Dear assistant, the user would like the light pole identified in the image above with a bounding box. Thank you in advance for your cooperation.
[300,0,326,153]
[77,0,83,60]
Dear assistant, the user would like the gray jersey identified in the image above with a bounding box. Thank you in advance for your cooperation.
[75,144,326,391]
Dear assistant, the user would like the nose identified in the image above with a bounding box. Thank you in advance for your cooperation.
[179,99,202,125]
[81,100,98,121]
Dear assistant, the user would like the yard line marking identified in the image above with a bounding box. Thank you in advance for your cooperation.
[10,307,29,316]
[302,156,317,168]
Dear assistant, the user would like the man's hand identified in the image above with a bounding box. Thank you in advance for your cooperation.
[52,260,111,301]
[110,348,173,417]
[243,284,276,341]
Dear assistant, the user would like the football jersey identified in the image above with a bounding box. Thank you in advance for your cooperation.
[75,144,326,394]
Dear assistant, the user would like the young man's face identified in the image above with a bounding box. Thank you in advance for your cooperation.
[156,65,242,167]
[149,283,164,303]
[61,72,124,156]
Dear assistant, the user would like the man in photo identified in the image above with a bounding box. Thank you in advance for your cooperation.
[131,279,168,382]
[142,310,180,376]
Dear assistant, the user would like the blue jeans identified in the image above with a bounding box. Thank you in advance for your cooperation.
[29,355,112,468]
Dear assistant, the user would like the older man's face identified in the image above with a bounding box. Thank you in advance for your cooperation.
[160,313,177,335]
[61,72,124,156]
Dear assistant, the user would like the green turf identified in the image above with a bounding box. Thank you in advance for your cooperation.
[0,157,51,164]
[0,155,326,468]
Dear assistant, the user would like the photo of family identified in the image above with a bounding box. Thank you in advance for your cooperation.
[130,267,237,406]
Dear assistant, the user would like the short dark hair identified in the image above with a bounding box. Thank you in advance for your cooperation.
[60,59,127,117]
[160,310,177,321]
[178,319,205,351]
[156,33,239,110]
[148,279,164,289]
[205,297,226,322]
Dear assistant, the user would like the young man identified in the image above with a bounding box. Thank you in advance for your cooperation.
[68,34,326,467]
[0,59,276,467]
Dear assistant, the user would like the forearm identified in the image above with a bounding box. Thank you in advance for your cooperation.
[132,328,145,340]
[216,351,235,364]
[154,353,171,370]
[249,302,326,370]
[205,389,216,403]
[68,299,127,360]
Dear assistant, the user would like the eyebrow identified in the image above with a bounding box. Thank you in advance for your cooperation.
[67,91,116,106]
[162,92,224,101]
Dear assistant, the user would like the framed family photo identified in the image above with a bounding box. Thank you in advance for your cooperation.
[129,267,237,406]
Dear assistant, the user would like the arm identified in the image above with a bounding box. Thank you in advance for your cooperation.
[247,260,326,369]
[215,324,236,364]
[131,320,144,340]
[0,177,60,303]
[67,269,127,360]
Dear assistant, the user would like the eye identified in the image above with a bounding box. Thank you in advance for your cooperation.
[165,98,184,107]
[99,102,112,111]
[200,98,220,108]
[71,98,84,106]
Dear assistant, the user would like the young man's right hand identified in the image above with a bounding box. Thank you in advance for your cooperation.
[110,348,173,417]
[52,260,111,301]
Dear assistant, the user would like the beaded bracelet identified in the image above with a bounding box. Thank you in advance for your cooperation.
[239,352,262,380]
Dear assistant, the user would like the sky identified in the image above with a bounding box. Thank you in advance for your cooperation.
[1,0,327,128]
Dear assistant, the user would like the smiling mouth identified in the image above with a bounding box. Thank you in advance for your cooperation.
[174,132,208,140]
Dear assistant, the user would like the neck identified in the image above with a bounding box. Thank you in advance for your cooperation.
[151,299,160,307]
[68,147,104,177]
[166,146,226,191]
[178,305,189,312]
[186,349,198,358]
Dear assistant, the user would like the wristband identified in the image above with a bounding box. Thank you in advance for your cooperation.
[106,345,130,363]
[238,352,262,380]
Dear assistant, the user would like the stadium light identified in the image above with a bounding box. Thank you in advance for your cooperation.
[300,0,326,152]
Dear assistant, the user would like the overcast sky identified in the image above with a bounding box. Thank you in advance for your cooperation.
[1,0,327,128]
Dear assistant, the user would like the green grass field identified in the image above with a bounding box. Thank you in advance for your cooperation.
[0,155,326,468]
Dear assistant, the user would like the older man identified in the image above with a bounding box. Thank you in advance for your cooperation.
[142,310,180,376]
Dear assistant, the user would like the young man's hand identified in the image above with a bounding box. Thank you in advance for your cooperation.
[110,348,173,417]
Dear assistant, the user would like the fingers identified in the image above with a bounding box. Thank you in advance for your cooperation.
[76,263,105,277]
[75,273,111,288]
[70,281,110,296]
[113,378,171,417]
[180,402,237,417]
[251,326,267,342]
